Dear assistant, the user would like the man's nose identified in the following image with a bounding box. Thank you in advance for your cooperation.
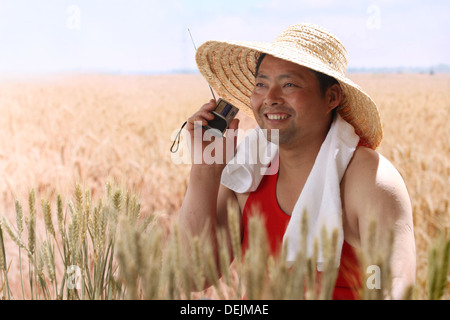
[265,86,284,106]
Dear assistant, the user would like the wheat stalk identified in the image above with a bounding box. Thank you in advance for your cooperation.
[0,216,30,256]
[42,199,56,238]
[1,182,448,300]
[428,231,450,300]
[27,190,37,257]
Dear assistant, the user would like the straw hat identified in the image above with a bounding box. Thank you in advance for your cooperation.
[195,23,383,149]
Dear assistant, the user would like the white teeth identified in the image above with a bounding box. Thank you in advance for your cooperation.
[267,114,289,120]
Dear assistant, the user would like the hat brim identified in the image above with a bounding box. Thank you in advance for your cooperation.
[196,40,383,149]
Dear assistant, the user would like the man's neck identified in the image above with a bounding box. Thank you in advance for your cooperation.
[278,131,326,178]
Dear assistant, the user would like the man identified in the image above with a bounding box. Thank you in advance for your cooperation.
[178,23,415,299]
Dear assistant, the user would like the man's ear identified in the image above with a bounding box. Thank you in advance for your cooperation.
[326,83,343,113]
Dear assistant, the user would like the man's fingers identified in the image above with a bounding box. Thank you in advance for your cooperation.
[200,99,217,111]
[186,100,217,130]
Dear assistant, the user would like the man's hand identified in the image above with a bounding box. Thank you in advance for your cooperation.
[186,99,239,166]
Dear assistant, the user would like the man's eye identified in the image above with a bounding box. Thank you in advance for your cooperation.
[284,83,296,87]
[256,83,265,87]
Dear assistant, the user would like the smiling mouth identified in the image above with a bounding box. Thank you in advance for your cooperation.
[265,113,290,120]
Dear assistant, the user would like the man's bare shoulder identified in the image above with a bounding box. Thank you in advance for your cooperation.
[344,146,406,191]
[342,146,412,222]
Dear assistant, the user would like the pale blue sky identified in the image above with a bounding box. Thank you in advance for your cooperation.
[0,0,448,74]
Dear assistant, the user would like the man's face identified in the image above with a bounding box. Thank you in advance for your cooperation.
[250,55,334,147]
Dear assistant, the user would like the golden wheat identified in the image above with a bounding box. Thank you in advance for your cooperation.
[0,73,448,299]
[0,183,448,300]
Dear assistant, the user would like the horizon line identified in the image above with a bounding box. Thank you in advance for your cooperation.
[1,64,449,79]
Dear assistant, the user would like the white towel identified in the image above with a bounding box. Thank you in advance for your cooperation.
[221,114,359,270]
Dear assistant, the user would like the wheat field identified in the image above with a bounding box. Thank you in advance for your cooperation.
[0,73,448,300]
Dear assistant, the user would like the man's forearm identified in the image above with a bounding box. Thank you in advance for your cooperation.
[178,164,224,241]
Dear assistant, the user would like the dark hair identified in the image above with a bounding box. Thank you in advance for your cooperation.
[255,53,267,76]
[311,70,340,97]
[255,53,339,96]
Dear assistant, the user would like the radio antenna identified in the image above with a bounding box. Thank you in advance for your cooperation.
[188,28,216,101]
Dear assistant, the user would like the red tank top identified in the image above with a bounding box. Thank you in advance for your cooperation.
[242,171,362,300]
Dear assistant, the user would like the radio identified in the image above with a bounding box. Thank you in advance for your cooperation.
[203,98,239,134]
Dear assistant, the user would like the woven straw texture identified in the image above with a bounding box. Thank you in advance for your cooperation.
[196,23,383,149]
